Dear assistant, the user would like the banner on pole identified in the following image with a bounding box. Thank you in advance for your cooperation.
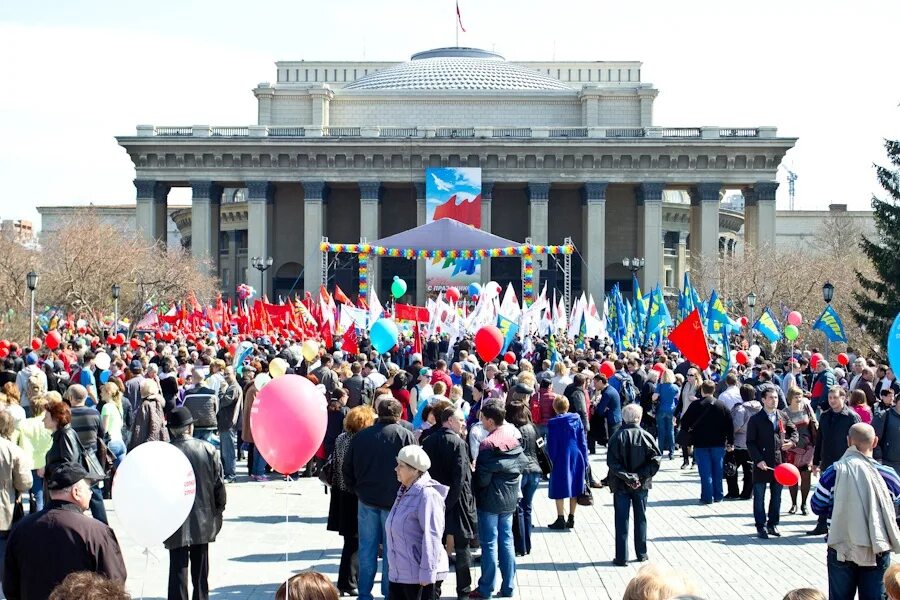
[425,167,482,291]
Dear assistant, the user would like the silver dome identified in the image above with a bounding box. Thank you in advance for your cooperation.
[345,47,572,91]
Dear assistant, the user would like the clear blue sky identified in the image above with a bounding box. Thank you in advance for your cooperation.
[2,0,899,228]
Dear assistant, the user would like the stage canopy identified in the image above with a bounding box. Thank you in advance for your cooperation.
[372,218,520,251]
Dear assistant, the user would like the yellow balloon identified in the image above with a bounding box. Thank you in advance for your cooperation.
[301,340,319,363]
[269,357,288,378]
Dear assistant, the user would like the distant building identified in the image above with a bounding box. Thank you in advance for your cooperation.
[775,204,876,248]
[36,204,186,249]
[0,219,36,246]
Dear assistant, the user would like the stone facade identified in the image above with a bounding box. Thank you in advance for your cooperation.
[118,47,795,303]
[37,204,185,249]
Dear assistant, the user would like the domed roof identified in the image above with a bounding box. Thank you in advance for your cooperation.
[345,47,572,91]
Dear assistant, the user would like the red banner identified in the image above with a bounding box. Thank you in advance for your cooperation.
[395,303,430,323]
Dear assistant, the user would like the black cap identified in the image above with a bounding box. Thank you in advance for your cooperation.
[168,406,195,428]
[46,462,92,490]
[513,382,534,395]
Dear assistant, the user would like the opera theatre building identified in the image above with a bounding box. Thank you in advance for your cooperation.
[118,47,795,303]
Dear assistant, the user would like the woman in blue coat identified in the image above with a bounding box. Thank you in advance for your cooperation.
[546,394,589,530]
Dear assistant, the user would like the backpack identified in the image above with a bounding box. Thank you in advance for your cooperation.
[616,372,638,405]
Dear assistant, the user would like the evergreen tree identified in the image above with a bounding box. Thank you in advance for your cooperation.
[852,139,900,344]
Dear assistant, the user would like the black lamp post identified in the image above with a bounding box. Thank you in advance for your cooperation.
[747,291,757,343]
[111,283,120,337]
[823,281,834,360]
[251,256,274,298]
[26,271,37,340]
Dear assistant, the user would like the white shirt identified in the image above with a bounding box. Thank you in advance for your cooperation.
[718,386,742,411]
[366,372,387,389]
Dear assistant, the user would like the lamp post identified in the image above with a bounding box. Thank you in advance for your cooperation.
[823,281,834,361]
[747,291,757,344]
[251,256,274,298]
[111,283,120,337]
[26,271,37,341]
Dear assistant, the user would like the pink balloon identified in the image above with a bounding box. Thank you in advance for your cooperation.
[787,311,802,327]
[250,374,327,474]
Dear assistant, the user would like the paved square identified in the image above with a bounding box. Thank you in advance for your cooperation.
[111,449,830,599]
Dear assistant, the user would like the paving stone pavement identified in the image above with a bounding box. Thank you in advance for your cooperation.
[110,449,832,599]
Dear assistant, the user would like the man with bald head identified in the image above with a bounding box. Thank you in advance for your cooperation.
[812,423,900,600]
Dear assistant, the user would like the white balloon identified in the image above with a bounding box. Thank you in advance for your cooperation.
[254,373,272,390]
[749,344,761,359]
[112,441,196,547]
[94,351,111,371]
[76,318,87,329]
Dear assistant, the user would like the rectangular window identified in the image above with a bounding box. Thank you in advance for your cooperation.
[314,69,318,82]
[567,69,571,80]
[353,68,357,79]
[295,69,299,82]
[617,68,622,82]
[305,69,309,82]
[557,69,561,79]
[333,69,337,81]
[343,69,347,81]
[665,269,673,288]
[587,69,591,81]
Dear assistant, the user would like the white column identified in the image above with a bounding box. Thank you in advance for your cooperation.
[134,180,169,246]
[415,182,426,305]
[359,181,381,297]
[676,230,688,286]
[247,181,274,298]
[582,182,607,303]
[637,182,664,291]
[302,181,328,296]
[754,181,778,249]
[528,182,550,295]
[689,182,722,270]
[190,181,222,276]
[480,182,493,285]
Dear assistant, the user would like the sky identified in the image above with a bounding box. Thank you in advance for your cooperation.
[2,0,899,229]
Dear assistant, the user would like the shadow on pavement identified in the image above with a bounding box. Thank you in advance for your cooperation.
[231,548,340,562]
[225,515,329,525]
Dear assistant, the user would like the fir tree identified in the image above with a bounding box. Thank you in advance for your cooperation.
[852,139,900,343]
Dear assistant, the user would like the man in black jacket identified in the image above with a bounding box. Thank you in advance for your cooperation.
[607,404,661,566]
[470,400,526,599]
[165,407,227,600]
[680,380,734,504]
[343,362,374,408]
[422,407,477,599]
[808,385,860,535]
[746,387,798,539]
[342,399,416,600]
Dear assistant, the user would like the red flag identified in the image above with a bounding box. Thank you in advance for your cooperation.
[667,308,711,370]
[456,0,466,32]
[413,321,422,356]
[342,326,358,356]
[395,303,430,323]
[333,285,351,305]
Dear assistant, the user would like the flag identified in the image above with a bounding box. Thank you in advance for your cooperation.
[497,315,519,354]
[706,290,730,337]
[368,287,384,329]
[753,308,783,343]
[548,333,560,367]
[333,285,351,305]
[667,308,711,369]
[456,0,466,32]
[341,325,359,355]
[646,285,672,336]
[812,305,848,342]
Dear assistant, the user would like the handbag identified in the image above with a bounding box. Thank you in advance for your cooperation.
[76,436,108,481]
[536,436,553,477]
[318,453,335,488]
[676,402,715,447]
[576,485,594,506]
[723,451,738,478]
[12,495,24,524]
[96,438,116,477]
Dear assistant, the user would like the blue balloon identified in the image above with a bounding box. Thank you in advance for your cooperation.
[468,282,482,297]
[99,370,111,384]
[370,318,399,355]
[888,313,900,374]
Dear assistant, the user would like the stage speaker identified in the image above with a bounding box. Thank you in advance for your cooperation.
[540,269,559,293]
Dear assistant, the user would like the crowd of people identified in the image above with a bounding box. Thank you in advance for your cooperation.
[0,329,899,599]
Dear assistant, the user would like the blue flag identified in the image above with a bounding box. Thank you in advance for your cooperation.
[706,290,730,337]
[646,285,673,336]
[812,305,847,342]
[753,308,782,343]
[497,315,519,353]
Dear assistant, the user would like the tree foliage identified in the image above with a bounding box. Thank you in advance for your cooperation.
[851,139,900,345]
[0,210,217,342]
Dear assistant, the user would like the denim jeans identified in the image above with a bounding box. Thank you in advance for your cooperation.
[656,413,675,456]
[249,445,267,477]
[219,429,237,478]
[827,547,890,600]
[30,469,44,513]
[357,502,390,600]
[107,439,127,469]
[476,510,515,597]
[693,446,725,503]
[513,472,540,555]
[193,427,217,444]
[752,481,783,529]
[89,484,108,524]
[613,489,648,562]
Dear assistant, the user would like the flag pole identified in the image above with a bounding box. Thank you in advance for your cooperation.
[455,0,459,47]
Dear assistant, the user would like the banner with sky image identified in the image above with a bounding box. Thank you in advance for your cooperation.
[425,167,482,291]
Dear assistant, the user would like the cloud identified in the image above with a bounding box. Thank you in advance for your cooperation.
[430,171,452,192]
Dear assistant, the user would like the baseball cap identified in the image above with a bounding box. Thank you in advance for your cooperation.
[46,462,94,490]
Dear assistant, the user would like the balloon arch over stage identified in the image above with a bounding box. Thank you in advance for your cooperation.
[319,218,576,308]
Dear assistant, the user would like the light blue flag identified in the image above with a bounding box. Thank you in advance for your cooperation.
[497,315,519,353]
[706,290,730,337]
[753,308,782,343]
[812,305,848,342]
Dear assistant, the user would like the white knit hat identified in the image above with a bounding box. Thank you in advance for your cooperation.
[396,445,431,473]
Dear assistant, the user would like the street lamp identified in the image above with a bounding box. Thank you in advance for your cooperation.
[111,283,120,338]
[26,271,37,340]
[251,256,274,297]
[747,291,757,343]
[622,257,645,273]
[823,281,834,360]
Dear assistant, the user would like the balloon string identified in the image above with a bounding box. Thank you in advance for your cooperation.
[140,547,150,600]
[285,478,290,600]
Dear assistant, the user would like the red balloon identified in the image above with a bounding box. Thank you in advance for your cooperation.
[600,361,616,378]
[736,351,748,365]
[251,374,327,474]
[503,352,516,365]
[740,316,748,327]
[445,287,461,303]
[129,338,140,349]
[45,330,61,350]
[0,348,8,359]
[228,344,238,356]
[837,352,849,366]
[30,338,41,351]
[774,463,800,487]
[474,326,504,363]
[810,352,824,370]
[0,340,8,349]
[651,362,666,376]
[114,333,126,345]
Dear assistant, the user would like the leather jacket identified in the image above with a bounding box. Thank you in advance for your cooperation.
[164,434,227,550]
[606,423,661,493]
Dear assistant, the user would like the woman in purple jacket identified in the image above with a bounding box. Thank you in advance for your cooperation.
[385,445,449,600]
